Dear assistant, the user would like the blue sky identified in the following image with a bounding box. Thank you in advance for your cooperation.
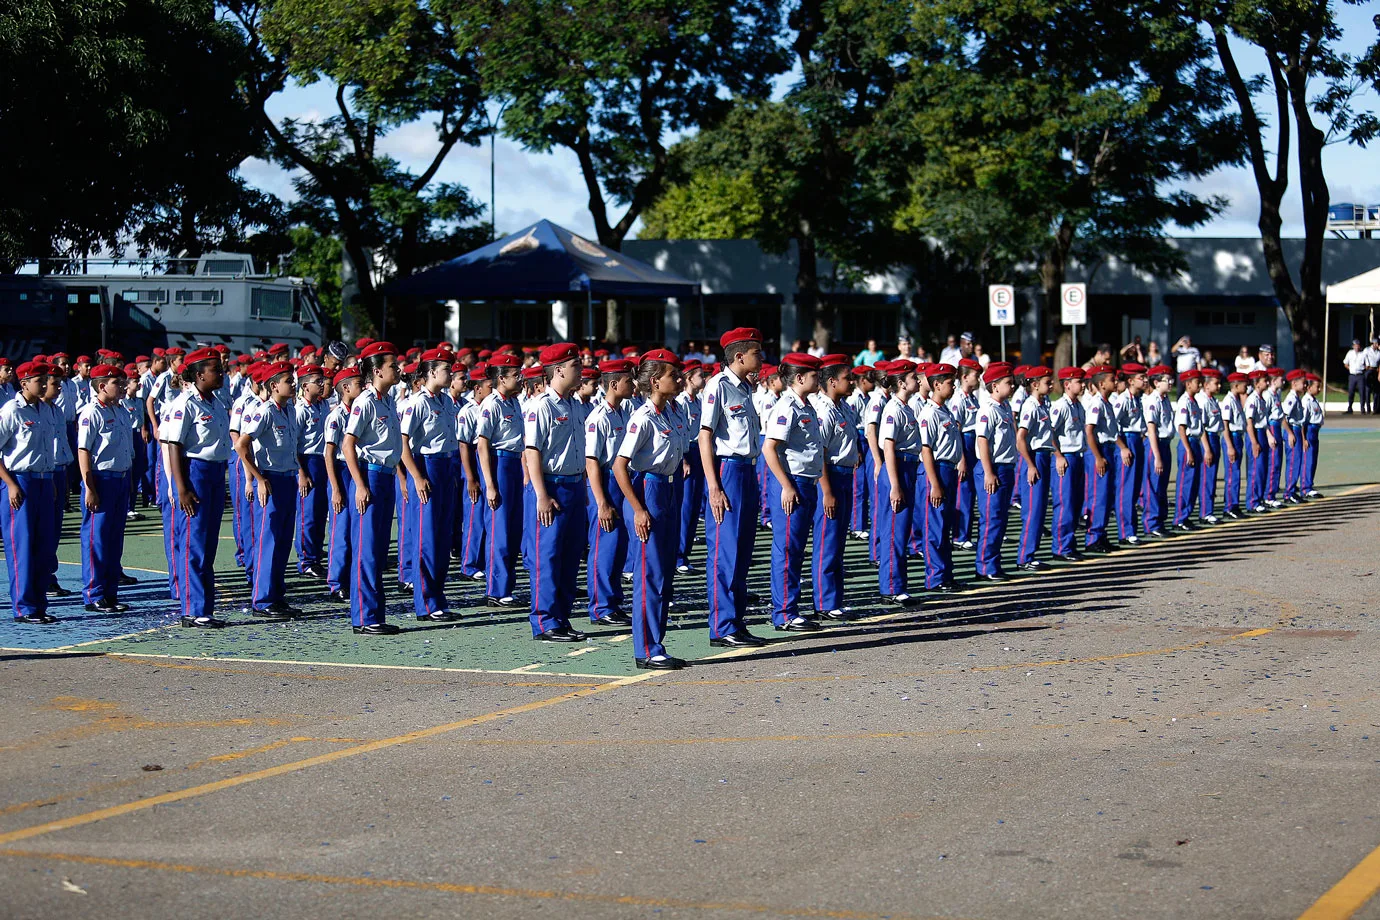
[239,10,1380,243]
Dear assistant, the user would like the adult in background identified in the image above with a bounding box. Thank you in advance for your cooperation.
[896,336,915,361]
[959,332,976,361]
[1145,340,1163,367]
[939,335,963,366]
[1252,343,1276,373]
[1081,343,1113,373]
[855,339,884,367]
[1234,346,1255,375]
[1172,336,1200,373]
[1365,336,1380,414]
[1119,337,1146,365]
[1343,339,1367,413]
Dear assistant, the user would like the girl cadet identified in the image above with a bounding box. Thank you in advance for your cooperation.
[77,365,134,612]
[120,369,149,523]
[864,361,892,564]
[0,362,60,624]
[228,363,261,573]
[846,364,873,541]
[294,363,331,578]
[674,358,708,575]
[916,363,963,591]
[584,358,634,627]
[1196,368,1226,523]
[1048,367,1087,562]
[43,371,74,597]
[876,358,923,607]
[1083,367,1131,554]
[455,365,491,584]
[398,348,461,623]
[948,358,983,552]
[324,366,360,603]
[165,348,232,629]
[810,354,859,619]
[1141,365,1176,536]
[1280,368,1308,503]
[754,363,782,528]
[614,350,691,669]
[1301,373,1324,498]
[1172,369,1209,530]
[475,353,525,608]
[522,342,589,643]
[1015,365,1054,571]
[1218,372,1249,518]
[342,341,404,636]
[698,328,768,648]
[236,360,306,620]
[1110,363,1148,543]
[395,361,420,594]
[974,362,1017,581]
[1243,369,1272,513]
[762,352,826,633]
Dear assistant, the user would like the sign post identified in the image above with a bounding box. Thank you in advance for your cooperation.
[1060,283,1087,367]
[988,284,1016,362]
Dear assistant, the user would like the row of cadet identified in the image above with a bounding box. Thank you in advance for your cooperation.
[0,335,1325,671]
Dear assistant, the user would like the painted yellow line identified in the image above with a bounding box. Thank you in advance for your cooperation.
[0,849,959,920]
[0,672,655,847]
[1298,844,1380,919]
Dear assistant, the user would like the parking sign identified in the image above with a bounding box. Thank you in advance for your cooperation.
[1060,283,1087,325]
[988,285,1015,327]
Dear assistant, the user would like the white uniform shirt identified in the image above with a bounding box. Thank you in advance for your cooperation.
[948,389,982,433]
[1220,393,1246,433]
[1111,390,1146,434]
[164,389,233,462]
[878,395,921,454]
[1018,397,1054,451]
[1196,390,1224,434]
[401,390,459,455]
[975,397,1017,464]
[1280,390,1306,428]
[240,398,301,473]
[584,400,629,469]
[456,399,484,446]
[865,390,888,431]
[1344,350,1369,374]
[475,393,524,453]
[50,401,73,465]
[700,369,761,460]
[1303,392,1325,425]
[324,403,349,452]
[618,400,689,478]
[76,399,134,472]
[1085,394,1121,445]
[1143,393,1175,440]
[524,391,586,477]
[120,395,145,433]
[764,390,824,479]
[918,399,963,463]
[1174,391,1204,437]
[1049,395,1086,454]
[1244,390,1269,432]
[0,395,58,473]
[1264,389,1283,423]
[56,376,79,422]
[295,398,330,456]
[675,390,702,432]
[345,387,403,469]
[812,393,860,469]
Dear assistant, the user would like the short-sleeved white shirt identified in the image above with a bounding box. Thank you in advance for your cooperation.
[1018,397,1054,451]
[918,400,963,463]
[700,369,761,460]
[812,393,860,469]
[1219,394,1246,433]
[295,398,330,456]
[344,387,402,469]
[1085,394,1122,445]
[975,397,1017,464]
[1197,390,1224,433]
[76,399,133,472]
[524,390,586,477]
[584,400,629,469]
[1049,395,1086,454]
[1174,392,1204,437]
[0,395,57,473]
[475,393,524,452]
[164,389,232,462]
[878,395,921,455]
[401,390,459,455]
[240,398,301,473]
[1143,393,1175,439]
[764,390,824,479]
[618,400,689,477]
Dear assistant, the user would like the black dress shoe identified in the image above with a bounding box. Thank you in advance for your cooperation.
[1083,540,1113,555]
[1050,553,1083,563]
[775,618,823,632]
[933,582,960,592]
[485,595,520,608]
[118,573,138,586]
[595,611,632,626]
[1224,509,1243,520]
[817,608,851,620]
[709,631,766,648]
[417,610,463,622]
[636,656,686,670]
[398,582,415,594]
[882,593,923,607]
[744,591,763,604]
[979,573,1008,582]
[353,622,400,635]
[535,625,587,642]
[85,600,128,613]
[301,563,328,579]
[16,612,58,625]
[329,588,350,602]
[46,586,72,598]
[1017,560,1046,571]
[251,607,294,621]
[181,615,226,629]
[1175,521,1198,532]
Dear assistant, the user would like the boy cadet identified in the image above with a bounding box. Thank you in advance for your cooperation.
[522,342,589,642]
[1243,369,1272,513]
[42,369,74,596]
[973,362,1017,581]
[1083,367,1131,553]
[454,365,491,583]
[585,358,634,627]
[0,362,60,623]
[1142,365,1176,536]
[77,365,134,612]
[1301,374,1324,498]
[754,364,782,527]
[229,365,262,574]
[120,368,148,522]
[916,363,963,589]
[699,327,769,647]
[476,353,525,608]
[1015,365,1054,569]
[1172,370,1210,529]
[1280,369,1308,503]
[847,365,874,540]
[294,364,331,577]
[876,359,922,605]
[949,358,983,551]
[1264,367,1287,506]
[864,361,893,563]
[1110,363,1147,543]
[399,349,461,622]
[1196,368,1225,523]
[1218,372,1250,518]
[674,359,708,574]
[1048,366,1087,562]
[0,359,15,405]
[810,354,859,617]
[323,367,360,602]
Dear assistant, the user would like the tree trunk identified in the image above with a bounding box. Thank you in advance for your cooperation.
[604,298,621,344]
[796,232,830,352]
[1038,218,1076,367]
[1288,67,1329,370]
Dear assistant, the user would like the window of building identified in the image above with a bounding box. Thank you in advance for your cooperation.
[1193,309,1257,327]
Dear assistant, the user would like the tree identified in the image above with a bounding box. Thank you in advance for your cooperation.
[1198,0,1380,367]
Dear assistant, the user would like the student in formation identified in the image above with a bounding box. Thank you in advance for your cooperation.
[876,359,922,606]
[948,358,982,551]
[754,364,782,528]
[585,358,634,627]
[1110,364,1147,543]
[1196,369,1225,523]
[864,362,891,563]
[475,353,525,608]
[164,348,232,628]
[522,343,590,642]
[847,365,874,541]
[810,355,860,618]
[77,365,134,612]
[399,349,462,622]
[1243,369,1272,513]
[763,352,826,632]
[1141,365,1176,536]
[323,366,360,603]
[454,365,491,584]
[228,364,260,573]
[395,362,420,594]
[916,363,963,589]
[613,350,691,669]
[294,364,331,577]
[1171,370,1210,530]
[1083,368,1131,553]
[43,369,74,597]
[0,362,60,623]
[1280,368,1308,503]
[1048,367,1087,562]
[973,362,1017,581]
[1218,372,1249,519]
[342,341,404,635]
[1300,373,1324,498]
[1015,365,1053,570]
[674,358,708,574]
[1264,367,1286,506]
[698,327,768,647]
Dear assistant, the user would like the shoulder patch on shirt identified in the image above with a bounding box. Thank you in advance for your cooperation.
[527,411,536,422]
[629,422,638,433]
[776,415,787,425]
[587,423,596,432]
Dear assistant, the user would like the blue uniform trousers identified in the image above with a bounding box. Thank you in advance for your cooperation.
[1173,439,1203,525]
[238,464,259,588]
[128,435,147,510]
[1085,447,1114,546]
[326,461,352,593]
[250,471,297,609]
[173,459,226,620]
[586,471,628,621]
[1116,432,1145,540]
[1016,452,1051,567]
[408,453,455,616]
[156,450,178,599]
[768,473,817,626]
[876,455,918,596]
[49,468,67,589]
[142,436,159,500]
[1051,454,1085,556]
[1222,432,1244,512]
[919,460,958,588]
[1302,424,1321,492]
[525,475,586,636]
[1267,422,1283,499]
[756,437,771,526]
[1283,425,1303,497]
[230,456,246,567]
[1,473,55,618]
[974,462,1015,576]
[812,467,854,609]
[1143,439,1172,532]
[1200,432,1221,518]
[1246,438,1268,508]
[398,470,414,588]
[955,431,978,543]
[347,467,396,628]
[81,470,129,605]
[868,454,882,564]
[630,472,678,660]
[676,451,705,568]
[704,457,758,639]
[485,450,524,599]
[456,476,485,579]
[297,454,328,571]
[849,444,869,533]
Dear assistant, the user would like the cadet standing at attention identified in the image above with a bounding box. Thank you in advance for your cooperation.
[1264,368,1286,506]
[864,362,892,563]
[698,328,768,647]
[475,353,525,608]
[1280,369,1308,503]
[1015,365,1053,570]
[973,363,1017,581]
[876,359,922,606]
[294,364,331,577]
[1141,365,1176,536]
[1301,373,1324,498]
[1048,367,1087,562]
[1083,368,1131,554]
[454,365,491,584]
[43,369,74,596]
[399,349,461,622]
[1196,369,1225,523]
[1218,372,1249,518]
[323,366,360,602]
[77,365,134,612]
[0,362,59,623]
[949,358,983,551]
[584,358,634,627]
[674,358,708,574]
[1172,370,1208,530]
[1244,369,1272,513]
[810,354,859,619]
[846,365,873,541]
[916,363,963,590]
[1111,364,1147,543]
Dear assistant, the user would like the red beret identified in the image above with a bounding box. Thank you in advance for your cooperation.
[958,358,982,371]
[1247,369,1268,380]
[457,347,473,357]
[1227,372,1249,383]
[780,353,820,370]
[1267,367,1286,378]
[683,358,703,369]
[355,337,375,349]
[1057,366,1084,380]
[0,358,10,367]
[1285,368,1306,381]
[913,363,933,376]
[626,355,642,369]
[1200,368,1223,379]
[297,363,324,378]
[436,341,454,351]
[153,348,166,356]
[1179,369,1201,381]
[253,351,268,361]
[1024,365,1052,379]
[267,343,289,356]
[405,347,422,359]
[598,359,631,374]
[1120,362,1146,376]
[236,355,251,365]
[1147,364,1174,377]
[123,364,137,376]
[359,341,398,360]
[759,363,778,378]
[50,352,69,360]
[487,353,521,369]
[1306,372,1321,382]
[288,358,303,368]
[402,362,419,376]
[419,348,450,363]
[299,344,316,355]
[262,361,294,381]
[1011,365,1029,377]
[89,364,126,379]
[522,366,544,380]
[818,353,849,367]
[183,347,218,366]
[720,327,762,349]
[580,367,599,380]
[468,366,488,382]
[885,359,916,375]
[15,362,45,380]
[478,349,493,359]
[641,348,682,368]
[95,348,113,358]
[620,346,638,357]
[540,343,579,366]
[495,344,514,354]
[74,355,91,364]
[163,347,185,357]
[333,367,361,387]
[927,362,957,378]
[594,349,609,358]
[851,365,871,376]
[983,362,1014,383]
[135,355,150,364]
[213,344,231,355]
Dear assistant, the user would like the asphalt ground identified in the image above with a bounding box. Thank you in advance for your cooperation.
[1,418,1378,919]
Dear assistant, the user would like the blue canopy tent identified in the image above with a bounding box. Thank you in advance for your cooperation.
[383,219,701,342]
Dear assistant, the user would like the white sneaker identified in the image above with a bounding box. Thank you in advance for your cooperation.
[621,572,633,583]
[1202,515,1220,525]
[952,539,975,550]
[1123,534,1140,545]
[1306,490,1322,498]
[675,563,694,574]
[470,571,486,581]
